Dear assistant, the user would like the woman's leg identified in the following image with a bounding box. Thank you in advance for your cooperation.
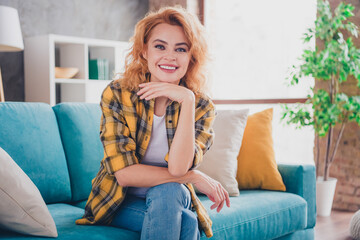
[180,208,200,240]
[141,182,200,240]
[110,194,146,232]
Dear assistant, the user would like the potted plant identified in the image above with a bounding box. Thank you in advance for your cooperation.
[281,0,360,216]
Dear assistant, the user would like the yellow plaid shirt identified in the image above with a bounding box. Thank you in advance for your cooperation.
[76,80,216,238]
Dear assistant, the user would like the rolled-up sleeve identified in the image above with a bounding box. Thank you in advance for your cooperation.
[100,85,139,175]
[191,97,216,169]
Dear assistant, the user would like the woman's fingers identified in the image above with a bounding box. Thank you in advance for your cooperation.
[192,171,230,213]
[210,184,222,210]
[224,188,231,208]
[137,82,191,103]
[217,200,224,213]
[217,187,226,212]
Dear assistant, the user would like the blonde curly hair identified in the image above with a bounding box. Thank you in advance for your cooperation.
[115,6,209,95]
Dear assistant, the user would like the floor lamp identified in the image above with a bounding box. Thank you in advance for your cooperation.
[0,5,24,102]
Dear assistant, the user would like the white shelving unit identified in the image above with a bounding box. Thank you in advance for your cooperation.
[24,34,129,106]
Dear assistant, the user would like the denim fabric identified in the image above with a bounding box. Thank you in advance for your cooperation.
[111,182,200,240]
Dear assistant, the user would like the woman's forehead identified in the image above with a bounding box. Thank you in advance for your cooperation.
[148,23,189,44]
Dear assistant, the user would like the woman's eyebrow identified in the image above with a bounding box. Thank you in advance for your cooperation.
[153,39,168,44]
[175,42,189,48]
[153,39,189,48]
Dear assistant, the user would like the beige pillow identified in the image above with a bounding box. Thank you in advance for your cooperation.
[0,147,58,237]
[196,109,249,196]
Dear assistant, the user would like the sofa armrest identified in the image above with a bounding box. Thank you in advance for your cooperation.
[278,164,316,228]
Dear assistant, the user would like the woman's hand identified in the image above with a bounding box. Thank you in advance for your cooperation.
[190,170,231,212]
[137,82,194,103]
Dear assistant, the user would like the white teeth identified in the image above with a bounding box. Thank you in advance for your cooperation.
[160,65,176,70]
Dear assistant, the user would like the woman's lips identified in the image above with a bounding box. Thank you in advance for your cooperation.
[159,64,178,73]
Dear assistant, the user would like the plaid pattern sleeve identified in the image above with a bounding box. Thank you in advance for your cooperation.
[192,94,216,169]
[99,84,139,175]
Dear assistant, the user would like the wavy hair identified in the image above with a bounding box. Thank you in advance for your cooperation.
[115,6,209,95]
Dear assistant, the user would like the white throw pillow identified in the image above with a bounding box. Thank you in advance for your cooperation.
[0,147,58,237]
[196,109,249,196]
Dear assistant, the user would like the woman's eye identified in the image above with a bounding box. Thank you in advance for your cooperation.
[155,44,165,50]
[176,48,187,53]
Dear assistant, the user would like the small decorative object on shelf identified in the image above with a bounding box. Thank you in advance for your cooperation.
[55,67,79,79]
[350,210,360,240]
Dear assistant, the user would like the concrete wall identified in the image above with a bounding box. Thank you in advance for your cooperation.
[0,0,149,101]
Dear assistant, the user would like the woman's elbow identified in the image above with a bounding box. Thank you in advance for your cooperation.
[168,166,188,178]
[114,170,128,187]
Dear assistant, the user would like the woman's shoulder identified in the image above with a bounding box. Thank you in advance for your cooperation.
[102,80,138,105]
[195,92,215,110]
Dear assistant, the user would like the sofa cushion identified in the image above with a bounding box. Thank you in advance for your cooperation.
[0,147,57,237]
[52,103,103,202]
[198,190,307,240]
[0,102,71,203]
[196,109,249,196]
[236,108,286,191]
[0,204,139,240]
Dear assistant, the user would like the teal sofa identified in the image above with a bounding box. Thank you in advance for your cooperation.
[0,102,316,239]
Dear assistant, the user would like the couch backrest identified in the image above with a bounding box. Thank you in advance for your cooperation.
[52,103,103,202]
[0,102,72,204]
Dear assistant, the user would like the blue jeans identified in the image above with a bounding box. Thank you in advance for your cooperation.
[111,182,200,240]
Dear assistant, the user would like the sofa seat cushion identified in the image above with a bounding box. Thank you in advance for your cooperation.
[198,190,307,240]
[0,204,139,240]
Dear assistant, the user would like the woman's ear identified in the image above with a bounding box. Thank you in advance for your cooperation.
[142,46,148,60]
[142,51,147,60]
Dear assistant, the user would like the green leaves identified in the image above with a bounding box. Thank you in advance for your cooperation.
[282,0,360,139]
[289,0,360,85]
[282,90,360,137]
[281,103,313,129]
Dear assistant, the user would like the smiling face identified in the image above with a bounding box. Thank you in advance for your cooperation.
[143,23,191,85]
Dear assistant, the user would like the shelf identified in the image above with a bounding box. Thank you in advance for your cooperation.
[55,78,86,84]
[24,34,128,106]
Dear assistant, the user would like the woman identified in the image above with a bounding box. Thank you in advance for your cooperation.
[76,7,230,240]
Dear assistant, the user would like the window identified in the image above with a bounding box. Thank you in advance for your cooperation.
[205,0,316,100]
[204,1,317,164]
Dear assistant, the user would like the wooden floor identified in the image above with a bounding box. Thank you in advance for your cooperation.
[315,210,355,240]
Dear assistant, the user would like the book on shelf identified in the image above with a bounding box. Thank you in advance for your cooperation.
[89,59,109,80]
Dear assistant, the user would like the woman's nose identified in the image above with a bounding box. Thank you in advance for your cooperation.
[164,51,176,61]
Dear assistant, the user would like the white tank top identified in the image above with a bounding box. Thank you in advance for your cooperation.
[127,114,169,198]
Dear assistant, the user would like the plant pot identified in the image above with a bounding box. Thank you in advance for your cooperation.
[316,177,337,217]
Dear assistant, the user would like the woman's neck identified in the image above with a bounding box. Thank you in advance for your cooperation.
[154,97,170,117]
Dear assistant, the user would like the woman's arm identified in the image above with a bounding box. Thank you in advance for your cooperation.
[167,94,195,176]
[115,164,191,187]
[115,164,230,212]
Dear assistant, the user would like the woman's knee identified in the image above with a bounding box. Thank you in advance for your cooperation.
[146,182,191,208]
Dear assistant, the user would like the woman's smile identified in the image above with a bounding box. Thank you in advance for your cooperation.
[158,64,179,73]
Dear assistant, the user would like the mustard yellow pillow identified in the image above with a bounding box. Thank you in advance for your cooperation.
[236,108,286,191]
